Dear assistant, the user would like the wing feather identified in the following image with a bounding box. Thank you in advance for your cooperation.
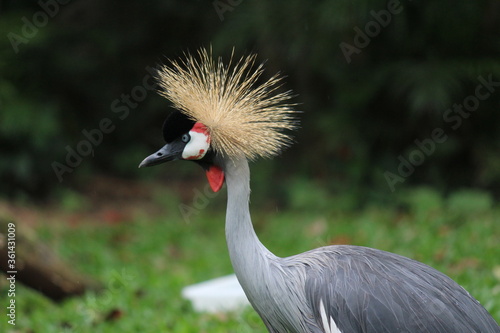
[302,246,500,333]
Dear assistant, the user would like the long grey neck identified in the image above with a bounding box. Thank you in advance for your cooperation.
[223,156,276,296]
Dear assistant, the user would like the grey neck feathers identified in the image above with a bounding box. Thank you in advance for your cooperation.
[222,157,312,332]
[223,156,276,299]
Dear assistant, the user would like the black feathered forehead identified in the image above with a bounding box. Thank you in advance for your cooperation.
[162,111,196,143]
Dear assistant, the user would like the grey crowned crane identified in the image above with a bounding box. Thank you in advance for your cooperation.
[139,48,500,333]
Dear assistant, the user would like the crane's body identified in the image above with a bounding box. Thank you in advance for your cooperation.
[139,48,500,332]
[223,156,499,333]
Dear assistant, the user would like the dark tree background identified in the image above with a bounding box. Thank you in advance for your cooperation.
[1,0,499,204]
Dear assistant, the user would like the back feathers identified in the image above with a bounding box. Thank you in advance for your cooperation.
[156,48,298,160]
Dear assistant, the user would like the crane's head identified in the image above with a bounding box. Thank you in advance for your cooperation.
[138,47,298,192]
[139,110,225,192]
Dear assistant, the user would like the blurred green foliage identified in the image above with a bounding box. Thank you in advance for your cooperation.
[1,193,498,332]
[1,0,499,201]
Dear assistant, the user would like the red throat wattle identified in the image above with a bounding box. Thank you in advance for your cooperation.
[206,165,225,192]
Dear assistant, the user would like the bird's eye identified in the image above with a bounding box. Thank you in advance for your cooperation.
[181,134,190,143]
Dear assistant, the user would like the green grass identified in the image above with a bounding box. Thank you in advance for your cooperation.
[1,188,499,332]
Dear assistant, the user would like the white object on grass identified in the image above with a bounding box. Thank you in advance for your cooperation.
[181,274,250,313]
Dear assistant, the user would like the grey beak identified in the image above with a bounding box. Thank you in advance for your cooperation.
[138,144,178,168]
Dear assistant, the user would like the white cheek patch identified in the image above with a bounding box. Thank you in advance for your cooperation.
[182,123,210,160]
